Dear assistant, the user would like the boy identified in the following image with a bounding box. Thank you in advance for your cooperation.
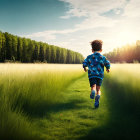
[83,40,110,108]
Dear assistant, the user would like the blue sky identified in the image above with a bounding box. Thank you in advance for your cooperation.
[0,0,84,34]
[0,0,140,57]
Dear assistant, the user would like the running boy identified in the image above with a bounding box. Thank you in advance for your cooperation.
[83,40,110,108]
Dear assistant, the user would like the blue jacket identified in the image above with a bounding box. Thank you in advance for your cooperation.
[83,52,110,79]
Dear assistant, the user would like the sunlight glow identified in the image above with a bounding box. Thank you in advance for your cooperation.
[114,29,138,47]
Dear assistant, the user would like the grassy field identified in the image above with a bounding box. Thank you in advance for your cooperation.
[0,64,84,140]
[0,64,140,140]
[94,64,140,140]
[105,64,140,108]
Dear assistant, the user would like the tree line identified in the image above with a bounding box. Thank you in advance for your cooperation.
[104,40,140,63]
[0,31,84,63]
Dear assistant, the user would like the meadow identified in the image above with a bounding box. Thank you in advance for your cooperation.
[105,64,140,108]
[0,64,140,140]
[0,64,84,140]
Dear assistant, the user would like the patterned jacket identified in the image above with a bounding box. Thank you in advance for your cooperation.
[83,52,110,79]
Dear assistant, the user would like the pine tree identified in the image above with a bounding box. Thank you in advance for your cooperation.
[66,49,70,64]
[56,47,61,63]
[22,38,28,62]
[1,33,6,62]
[45,45,51,63]
[27,40,34,62]
[50,45,56,63]
[11,36,18,61]
[0,32,2,61]
[39,46,44,62]
[5,32,12,60]
[0,31,84,63]
[17,37,22,61]
[32,45,38,62]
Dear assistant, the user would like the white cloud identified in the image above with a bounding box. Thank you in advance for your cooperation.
[59,0,127,18]
[123,0,140,17]
[24,14,117,46]
[26,0,126,39]
[23,0,140,57]
[60,7,88,19]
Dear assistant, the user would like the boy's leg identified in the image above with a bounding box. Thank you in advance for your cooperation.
[90,84,96,99]
[96,85,101,95]
[94,85,101,108]
[91,84,96,91]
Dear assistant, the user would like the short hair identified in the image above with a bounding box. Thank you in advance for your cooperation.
[91,40,103,51]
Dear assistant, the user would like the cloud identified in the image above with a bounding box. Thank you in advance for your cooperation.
[23,0,140,57]
[26,0,127,40]
[25,14,117,41]
[60,7,88,19]
[59,0,128,18]
[123,0,140,17]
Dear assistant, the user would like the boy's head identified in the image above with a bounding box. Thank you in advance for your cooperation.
[91,40,103,52]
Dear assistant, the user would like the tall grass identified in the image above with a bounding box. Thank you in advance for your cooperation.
[104,64,140,108]
[101,64,140,140]
[0,64,84,140]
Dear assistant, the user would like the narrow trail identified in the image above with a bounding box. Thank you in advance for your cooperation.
[35,74,110,140]
[34,74,140,140]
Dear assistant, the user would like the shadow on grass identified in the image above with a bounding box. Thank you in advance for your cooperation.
[11,73,87,119]
[21,97,87,118]
[78,82,140,140]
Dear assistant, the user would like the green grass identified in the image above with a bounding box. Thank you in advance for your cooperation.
[0,64,140,140]
[98,64,140,140]
[105,64,140,108]
[0,64,84,140]
[32,74,110,140]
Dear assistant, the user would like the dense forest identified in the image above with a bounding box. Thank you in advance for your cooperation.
[104,40,140,63]
[0,31,84,63]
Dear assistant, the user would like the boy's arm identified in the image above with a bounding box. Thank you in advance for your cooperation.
[83,57,89,72]
[84,67,87,72]
[106,69,110,73]
[104,57,110,73]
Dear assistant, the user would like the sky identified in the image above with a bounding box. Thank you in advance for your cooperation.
[0,0,140,57]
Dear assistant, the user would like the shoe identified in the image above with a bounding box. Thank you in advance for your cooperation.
[94,95,100,108]
[90,90,95,99]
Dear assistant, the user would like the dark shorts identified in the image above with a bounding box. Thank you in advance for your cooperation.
[89,77,103,87]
